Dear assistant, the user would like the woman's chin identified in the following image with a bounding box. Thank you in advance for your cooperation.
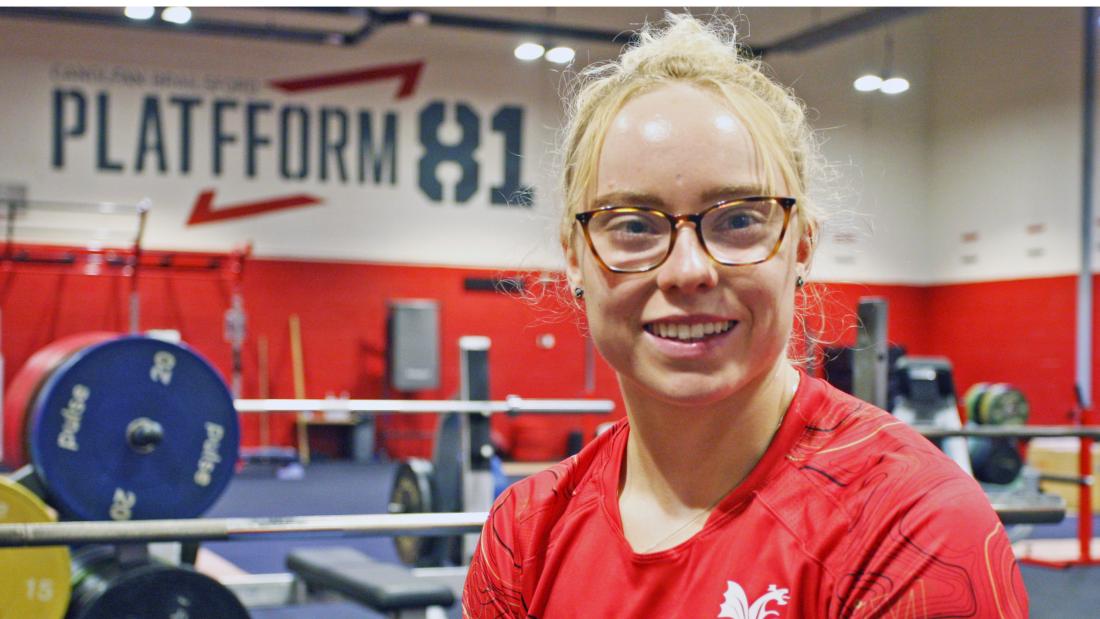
[628,370,747,408]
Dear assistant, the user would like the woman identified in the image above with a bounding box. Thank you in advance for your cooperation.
[464,14,1027,618]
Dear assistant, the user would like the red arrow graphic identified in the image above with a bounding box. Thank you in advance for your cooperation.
[268,60,424,98]
[187,190,323,226]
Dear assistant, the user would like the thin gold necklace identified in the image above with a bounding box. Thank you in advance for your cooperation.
[640,488,730,553]
[637,374,797,554]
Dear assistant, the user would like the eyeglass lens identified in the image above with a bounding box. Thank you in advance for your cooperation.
[586,198,785,270]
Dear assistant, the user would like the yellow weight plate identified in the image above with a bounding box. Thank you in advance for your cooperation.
[0,476,71,619]
[978,383,1030,426]
[963,382,990,424]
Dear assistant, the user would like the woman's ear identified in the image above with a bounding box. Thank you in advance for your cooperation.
[795,220,815,276]
[564,237,584,295]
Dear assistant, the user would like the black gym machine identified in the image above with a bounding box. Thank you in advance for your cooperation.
[823,298,1066,526]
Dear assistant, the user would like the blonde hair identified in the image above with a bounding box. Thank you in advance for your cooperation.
[558,13,824,252]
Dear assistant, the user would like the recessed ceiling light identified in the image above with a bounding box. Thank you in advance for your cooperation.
[545,46,575,64]
[853,74,883,92]
[162,6,192,25]
[880,77,910,94]
[123,6,155,20]
[514,42,545,61]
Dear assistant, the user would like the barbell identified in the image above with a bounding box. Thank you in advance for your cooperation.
[1,333,614,524]
[0,511,488,547]
[0,477,71,619]
[0,499,1065,548]
[915,425,1100,439]
[2,334,240,521]
[963,382,1030,426]
[234,396,616,415]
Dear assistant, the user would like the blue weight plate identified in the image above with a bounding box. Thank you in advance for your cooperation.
[28,336,239,521]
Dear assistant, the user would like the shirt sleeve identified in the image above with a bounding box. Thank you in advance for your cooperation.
[830,472,1029,618]
[463,490,527,619]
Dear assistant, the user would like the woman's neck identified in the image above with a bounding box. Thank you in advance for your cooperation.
[618,358,800,512]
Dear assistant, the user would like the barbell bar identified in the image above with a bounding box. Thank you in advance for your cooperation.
[915,425,1100,440]
[233,396,616,415]
[1039,473,1094,486]
[993,501,1065,525]
[0,500,1062,548]
[0,511,489,548]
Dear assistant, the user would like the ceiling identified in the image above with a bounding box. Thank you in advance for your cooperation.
[0,6,932,59]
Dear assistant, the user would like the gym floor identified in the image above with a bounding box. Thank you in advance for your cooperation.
[207,461,459,619]
[203,460,1100,619]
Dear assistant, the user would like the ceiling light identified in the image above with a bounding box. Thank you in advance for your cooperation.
[853,74,883,92]
[545,46,575,64]
[514,42,545,61]
[880,77,910,94]
[123,6,155,20]
[161,6,192,25]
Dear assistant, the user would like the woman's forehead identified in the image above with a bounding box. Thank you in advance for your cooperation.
[596,83,764,196]
[606,83,750,140]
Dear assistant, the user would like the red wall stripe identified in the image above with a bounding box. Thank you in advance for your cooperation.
[1,255,1093,463]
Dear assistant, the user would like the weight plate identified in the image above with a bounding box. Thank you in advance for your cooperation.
[68,546,250,619]
[2,332,117,469]
[0,476,72,619]
[962,382,990,425]
[29,336,239,521]
[433,412,463,513]
[968,437,1024,485]
[978,383,1029,426]
[389,458,443,566]
[433,411,466,567]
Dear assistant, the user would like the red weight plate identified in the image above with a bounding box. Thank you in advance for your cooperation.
[2,332,117,469]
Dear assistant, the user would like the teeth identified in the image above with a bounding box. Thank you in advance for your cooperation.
[648,321,734,341]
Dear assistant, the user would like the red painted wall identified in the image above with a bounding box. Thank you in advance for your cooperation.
[802,282,932,354]
[2,253,1092,463]
[0,257,624,462]
[925,276,1096,425]
[819,277,1097,426]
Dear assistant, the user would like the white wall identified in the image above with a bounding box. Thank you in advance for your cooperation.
[770,7,1094,285]
[0,17,575,270]
[0,9,1093,283]
[768,13,933,284]
[926,8,1090,284]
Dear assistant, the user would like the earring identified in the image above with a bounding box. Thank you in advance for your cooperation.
[573,287,584,299]
[796,276,805,288]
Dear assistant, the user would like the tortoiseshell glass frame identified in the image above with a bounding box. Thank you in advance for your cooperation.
[574,197,797,273]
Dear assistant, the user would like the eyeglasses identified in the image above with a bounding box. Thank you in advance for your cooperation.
[574,197,796,273]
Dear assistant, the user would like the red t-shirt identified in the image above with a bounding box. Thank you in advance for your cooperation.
[463,373,1028,618]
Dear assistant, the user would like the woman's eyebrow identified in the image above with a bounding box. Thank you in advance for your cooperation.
[593,185,768,208]
[700,185,768,203]
[592,191,666,207]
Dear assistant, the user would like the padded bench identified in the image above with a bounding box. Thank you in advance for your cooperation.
[287,546,455,618]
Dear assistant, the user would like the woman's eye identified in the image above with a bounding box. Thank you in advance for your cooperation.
[728,214,754,229]
[717,210,761,230]
[610,216,659,235]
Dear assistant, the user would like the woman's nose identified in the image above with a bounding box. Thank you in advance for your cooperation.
[654,223,719,293]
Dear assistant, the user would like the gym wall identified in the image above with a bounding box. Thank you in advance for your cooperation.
[0,8,1094,460]
[768,8,1098,425]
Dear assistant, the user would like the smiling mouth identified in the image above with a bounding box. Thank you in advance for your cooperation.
[643,320,737,343]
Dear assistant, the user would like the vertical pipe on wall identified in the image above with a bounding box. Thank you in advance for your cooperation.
[1079,7,1098,565]
[1079,7,1096,409]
